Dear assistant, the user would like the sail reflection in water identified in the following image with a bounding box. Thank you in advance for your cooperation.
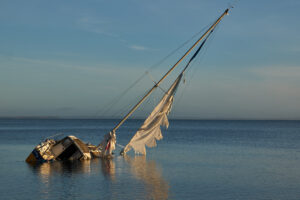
[27,156,168,200]
[124,156,169,200]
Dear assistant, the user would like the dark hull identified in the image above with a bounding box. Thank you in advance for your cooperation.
[26,135,102,163]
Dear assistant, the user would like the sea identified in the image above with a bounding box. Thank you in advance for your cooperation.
[0,119,300,200]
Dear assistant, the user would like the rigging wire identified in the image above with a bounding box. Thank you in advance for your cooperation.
[228,0,240,9]
[171,24,220,118]
[110,89,150,118]
[96,5,234,120]
[94,23,214,118]
[171,4,238,117]
[190,24,219,81]
[134,89,159,119]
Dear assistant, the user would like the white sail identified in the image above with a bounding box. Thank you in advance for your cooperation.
[122,74,183,155]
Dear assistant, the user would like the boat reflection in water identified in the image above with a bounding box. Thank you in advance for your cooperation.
[27,156,168,200]
[28,160,95,176]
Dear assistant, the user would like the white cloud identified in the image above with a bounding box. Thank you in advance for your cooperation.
[129,45,148,51]
[7,55,120,75]
[77,16,118,37]
[11,56,96,71]
[4,55,147,80]
[77,16,150,51]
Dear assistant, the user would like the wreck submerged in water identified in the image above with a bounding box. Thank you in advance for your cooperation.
[26,135,114,163]
[26,8,230,163]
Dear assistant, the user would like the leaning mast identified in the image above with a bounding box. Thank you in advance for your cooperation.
[112,9,230,133]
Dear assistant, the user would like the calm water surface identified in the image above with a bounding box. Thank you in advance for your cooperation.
[0,119,300,200]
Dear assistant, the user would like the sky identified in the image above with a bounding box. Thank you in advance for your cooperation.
[1,0,300,119]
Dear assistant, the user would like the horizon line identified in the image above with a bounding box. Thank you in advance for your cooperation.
[0,116,299,121]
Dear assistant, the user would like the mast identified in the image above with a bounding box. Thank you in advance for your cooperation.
[112,9,229,133]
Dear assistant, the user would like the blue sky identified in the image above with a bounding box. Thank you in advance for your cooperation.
[1,0,300,119]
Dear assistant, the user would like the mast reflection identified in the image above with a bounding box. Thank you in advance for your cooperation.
[100,157,116,180]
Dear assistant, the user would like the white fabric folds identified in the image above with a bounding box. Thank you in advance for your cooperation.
[98,131,116,156]
[122,74,183,155]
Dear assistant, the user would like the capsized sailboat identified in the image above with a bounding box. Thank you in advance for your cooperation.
[26,8,230,163]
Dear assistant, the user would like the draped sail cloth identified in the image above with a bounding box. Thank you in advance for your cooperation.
[98,131,116,156]
[122,74,183,155]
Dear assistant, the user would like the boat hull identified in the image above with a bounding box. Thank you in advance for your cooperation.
[26,150,46,163]
[26,135,103,163]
